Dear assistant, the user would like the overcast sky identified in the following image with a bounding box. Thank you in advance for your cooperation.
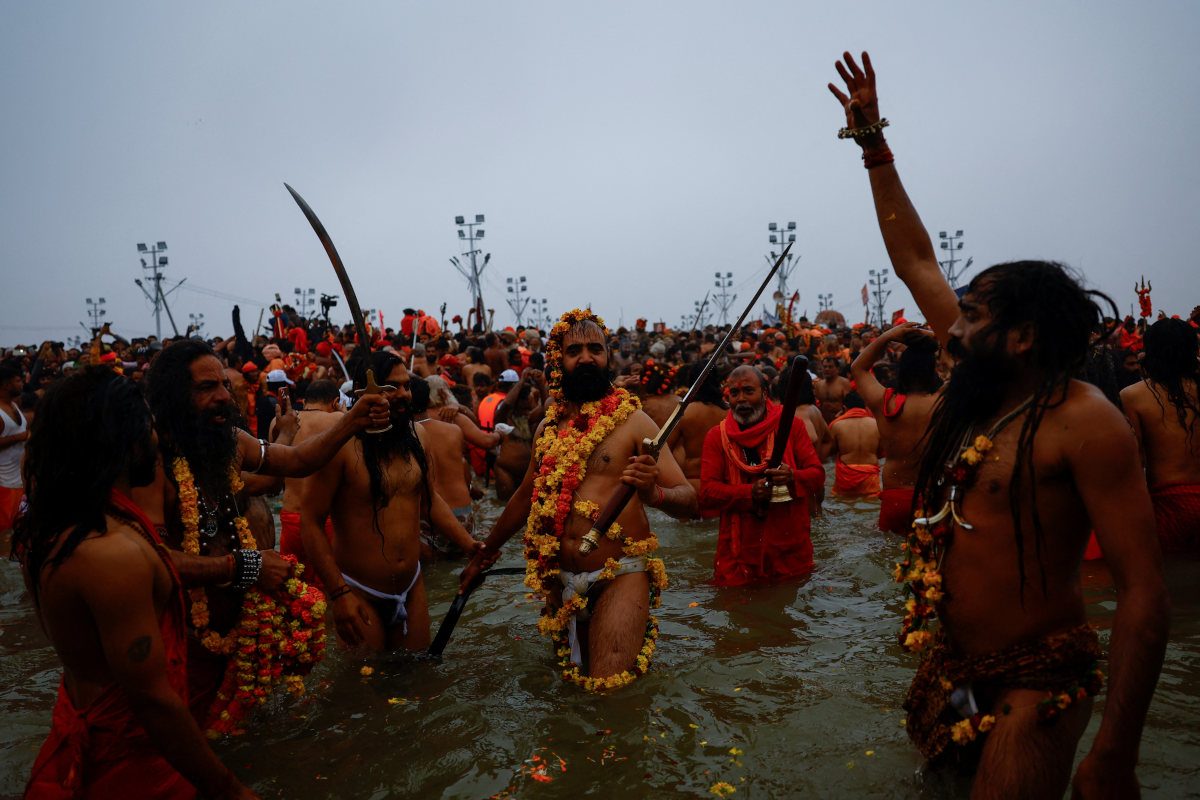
[2,1,1197,345]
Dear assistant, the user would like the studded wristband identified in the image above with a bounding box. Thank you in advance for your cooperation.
[232,548,263,589]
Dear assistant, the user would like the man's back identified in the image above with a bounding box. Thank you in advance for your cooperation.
[417,417,471,508]
[1121,378,1200,488]
[830,415,879,465]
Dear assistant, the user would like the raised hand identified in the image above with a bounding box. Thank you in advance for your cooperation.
[827,51,883,140]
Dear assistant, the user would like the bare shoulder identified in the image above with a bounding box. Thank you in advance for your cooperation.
[1058,380,1128,428]
[57,524,156,583]
[295,410,343,444]
[1118,380,1153,411]
[626,408,661,438]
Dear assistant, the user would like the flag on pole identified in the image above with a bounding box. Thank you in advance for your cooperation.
[861,283,869,306]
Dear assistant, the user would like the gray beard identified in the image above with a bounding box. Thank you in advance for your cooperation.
[733,404,766,427]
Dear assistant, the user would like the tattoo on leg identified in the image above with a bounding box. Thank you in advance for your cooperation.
[127,635,152,663]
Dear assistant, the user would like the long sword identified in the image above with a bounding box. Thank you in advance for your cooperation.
[285,183,393,433]
[578,241,793,554]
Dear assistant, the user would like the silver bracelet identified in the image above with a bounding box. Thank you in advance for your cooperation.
[232,548,263,590]
[247,438,267,474]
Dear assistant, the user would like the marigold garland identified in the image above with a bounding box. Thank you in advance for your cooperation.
[895,430,1104,749]
[172,457,327,736]
[522,384,668,690]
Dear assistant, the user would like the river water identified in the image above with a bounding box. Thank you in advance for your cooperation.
[2,476,1198,799]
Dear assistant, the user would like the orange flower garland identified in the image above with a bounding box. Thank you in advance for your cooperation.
[522,377,668,690]
[172,457,327,736]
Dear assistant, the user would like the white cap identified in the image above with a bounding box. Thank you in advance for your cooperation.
[499,369,520,383]
[265,368,294,386]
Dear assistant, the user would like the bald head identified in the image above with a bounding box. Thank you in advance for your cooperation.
[729,364,766,387]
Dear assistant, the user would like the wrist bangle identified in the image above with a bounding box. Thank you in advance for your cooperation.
[329,584,352,601]
[838,117,890,140]
[653,485,665,507]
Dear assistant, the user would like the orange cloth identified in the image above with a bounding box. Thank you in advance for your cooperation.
[25,490,196,799]
[833,458,881,497]
[878,486,914,534]
[278,511,335,591]
[0,485,23,532]
[1151,483,1200,554]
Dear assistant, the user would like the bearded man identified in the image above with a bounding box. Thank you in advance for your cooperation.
[301,351,480,651]
[831,50,1168,797]
[461,310,696,689]
[699,365,824,587]
[135,340,389,725]
[1120,318,1200,553]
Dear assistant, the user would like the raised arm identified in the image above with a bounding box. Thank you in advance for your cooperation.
[851,322,934,414]
[236,393,388,478]
[828,51,959,342]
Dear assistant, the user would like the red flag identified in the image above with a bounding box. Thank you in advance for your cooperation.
[861,284,869,306]
[891,308,905,324]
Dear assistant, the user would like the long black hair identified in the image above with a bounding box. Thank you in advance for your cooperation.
[1142,318,1200,442]
[12,368,155,603]
[914,261,1116,596]
[145,339,238,492]
[350,351,430,543]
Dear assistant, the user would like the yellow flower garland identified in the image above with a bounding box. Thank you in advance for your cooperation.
[522,383,668,690]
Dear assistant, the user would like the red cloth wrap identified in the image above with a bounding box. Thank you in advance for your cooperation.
[881,388,907,420]
[1151,483,1200,554]
[278,510,335,591]
[25,491,196,799]
[699,403,824,587]
[833,458,881,497]
[878,486,915,534]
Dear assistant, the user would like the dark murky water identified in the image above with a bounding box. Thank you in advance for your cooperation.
[2,475,1197,798]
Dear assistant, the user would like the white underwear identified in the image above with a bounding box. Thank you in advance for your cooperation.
[558,555,647,666]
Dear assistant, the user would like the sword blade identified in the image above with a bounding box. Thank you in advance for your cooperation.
[647,241,793,451]
[284,183,372,352]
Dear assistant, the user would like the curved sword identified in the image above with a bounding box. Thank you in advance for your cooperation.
[284,183,392,433]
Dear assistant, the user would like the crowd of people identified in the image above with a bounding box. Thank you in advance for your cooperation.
[1,51,1196,798]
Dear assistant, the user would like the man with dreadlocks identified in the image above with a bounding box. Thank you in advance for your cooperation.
[15,368,257,799]
[461,309,696,690]
[136,339,390,725]
[301,351,479,651]
[1120,318,1200,553]
[831,51,1169,797]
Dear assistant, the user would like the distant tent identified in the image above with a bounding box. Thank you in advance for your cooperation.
[815,309,847,329]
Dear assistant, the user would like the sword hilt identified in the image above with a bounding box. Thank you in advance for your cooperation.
[355,367,394,434]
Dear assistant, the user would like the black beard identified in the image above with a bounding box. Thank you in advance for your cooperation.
[941,339,1015,425]
[561,364,613,403]
[174,402,240,493]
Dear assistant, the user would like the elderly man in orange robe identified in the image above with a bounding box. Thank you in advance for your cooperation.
[700,365,824,587]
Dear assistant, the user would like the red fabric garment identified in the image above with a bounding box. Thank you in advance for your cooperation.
[878,486,915,534]
[278,511,335,591]
[699,403,824,588]
[286,326,309,355]
[881,388,907,419]
[1083,532,1104,561]
[0,485,23,532]
[833,458,881,497]
[25,491,196,800]
[1119,328,1143,353]
[1151,483,1200,554]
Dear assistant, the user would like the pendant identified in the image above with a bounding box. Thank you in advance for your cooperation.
[203,516,219,538]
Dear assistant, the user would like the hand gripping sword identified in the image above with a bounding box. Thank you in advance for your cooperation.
[285,183,393,433]
[577,242,794,555]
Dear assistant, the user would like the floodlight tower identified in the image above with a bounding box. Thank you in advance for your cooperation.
[766,221,799,298]
[868,269,892,327]
[85,297,107,334]
[135,241,172,338]
[506,276,530,326]
[450,214,490,324]
[938,229,974,289]
[818,293,834,312]
[188,313,205,337]
[714,272,736,326]
[529,297,551,330]
[293,287,317,318]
